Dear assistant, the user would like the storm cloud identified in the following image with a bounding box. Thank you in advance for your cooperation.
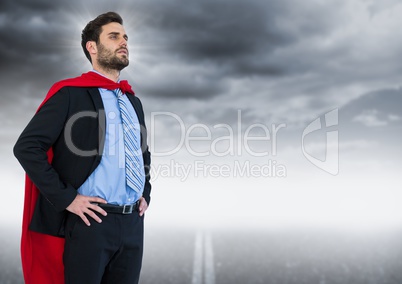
[0,0,401,174]
[1,0,401,105]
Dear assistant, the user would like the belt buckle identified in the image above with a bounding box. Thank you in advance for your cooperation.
[122,204,133,214]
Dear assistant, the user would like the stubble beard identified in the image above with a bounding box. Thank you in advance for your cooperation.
[96,42,129,72]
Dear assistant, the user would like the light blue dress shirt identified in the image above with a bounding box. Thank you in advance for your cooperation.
[77,72,145,205]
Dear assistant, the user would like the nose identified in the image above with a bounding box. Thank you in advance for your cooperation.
[120,39,127,47]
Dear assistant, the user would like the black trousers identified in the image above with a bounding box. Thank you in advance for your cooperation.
[63,211,144,284]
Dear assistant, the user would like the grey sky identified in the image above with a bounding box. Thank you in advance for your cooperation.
[0,0,400,151]
[1,0,401,103]
[1,0,401,159]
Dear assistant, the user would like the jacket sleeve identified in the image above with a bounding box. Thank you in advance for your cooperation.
[142,145,152,206]
[13,88,77,212]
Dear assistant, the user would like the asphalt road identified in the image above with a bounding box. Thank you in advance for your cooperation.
[1,225,402,284]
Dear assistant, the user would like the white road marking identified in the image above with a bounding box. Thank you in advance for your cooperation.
[192,231,215,284]
[192,231,203,284]
[204,232,215,284]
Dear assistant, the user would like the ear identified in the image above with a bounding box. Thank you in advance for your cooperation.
[86,41,97,56]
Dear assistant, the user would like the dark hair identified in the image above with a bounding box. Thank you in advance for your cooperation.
[81,12,123,63]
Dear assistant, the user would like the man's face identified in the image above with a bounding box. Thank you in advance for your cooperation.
[96,22,129,71]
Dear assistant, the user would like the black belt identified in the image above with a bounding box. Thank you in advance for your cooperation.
[97,200,140,214]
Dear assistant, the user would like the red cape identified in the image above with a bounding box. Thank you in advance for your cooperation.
[21,72,134,284]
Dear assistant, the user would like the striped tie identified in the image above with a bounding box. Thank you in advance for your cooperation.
[114,88,144,194]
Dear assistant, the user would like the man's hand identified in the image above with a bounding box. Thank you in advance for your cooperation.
[66,194,108,226]
[138,197,148,217]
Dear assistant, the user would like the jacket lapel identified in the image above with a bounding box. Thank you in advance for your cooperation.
[88,88,105,170]
[127,95,144,126]
[127,95,147,149]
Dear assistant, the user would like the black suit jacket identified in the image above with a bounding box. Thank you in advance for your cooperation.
[14,86,151,237]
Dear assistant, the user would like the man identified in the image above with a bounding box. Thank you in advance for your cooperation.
[14,12,151,284]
